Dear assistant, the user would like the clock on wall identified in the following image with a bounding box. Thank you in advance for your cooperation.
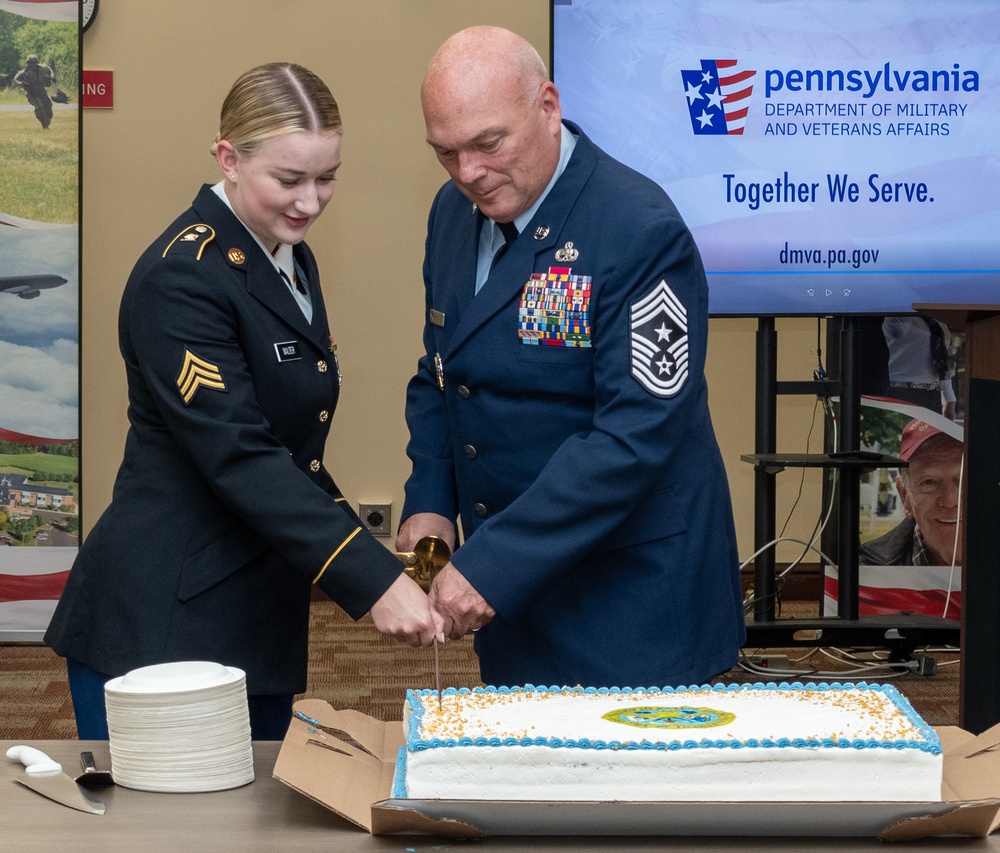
[82,0,99,32]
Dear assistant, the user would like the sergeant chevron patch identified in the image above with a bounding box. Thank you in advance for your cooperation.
[177,349,227,405]
[630,279,689,398]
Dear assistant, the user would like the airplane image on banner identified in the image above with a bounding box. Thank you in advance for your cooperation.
[0,273,68,299]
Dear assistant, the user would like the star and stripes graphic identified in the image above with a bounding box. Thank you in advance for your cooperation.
[681,59,756,135]
[630,279,689,398]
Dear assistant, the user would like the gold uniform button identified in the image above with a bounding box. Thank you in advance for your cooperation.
[317,360,328,373]
[309,459,321,472]
[318,410,330,423]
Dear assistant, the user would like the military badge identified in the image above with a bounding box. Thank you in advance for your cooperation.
[434,353,445,390]
[630,279,689,398]
[518,267,592,348]
[554,242,579,262]
[176,349,226,405]
[162,224,215,261]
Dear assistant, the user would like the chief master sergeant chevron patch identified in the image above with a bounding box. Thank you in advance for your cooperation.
[630,279,689,398]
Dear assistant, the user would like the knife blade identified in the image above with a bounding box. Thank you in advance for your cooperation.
[6,745,106,815]
[433,635,443,710]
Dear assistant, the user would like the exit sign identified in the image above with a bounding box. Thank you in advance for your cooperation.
[82,70,113,109]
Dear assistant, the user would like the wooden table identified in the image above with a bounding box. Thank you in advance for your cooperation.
[2,740,994,852]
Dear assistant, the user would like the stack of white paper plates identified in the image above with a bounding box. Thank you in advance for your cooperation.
[104,661,254,793]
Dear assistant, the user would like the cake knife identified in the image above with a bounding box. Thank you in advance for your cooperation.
[394,536,451,711]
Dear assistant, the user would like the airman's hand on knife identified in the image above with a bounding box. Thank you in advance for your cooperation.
[370,573,445,648]
[429,563,496,640]
[395,512,456,553]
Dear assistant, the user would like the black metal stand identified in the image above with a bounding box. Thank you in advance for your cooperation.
[742,316,960,654]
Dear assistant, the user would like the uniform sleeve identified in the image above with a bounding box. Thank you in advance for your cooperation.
[452,214,718,620]
[126,254,401,617]
[400,202,460,526]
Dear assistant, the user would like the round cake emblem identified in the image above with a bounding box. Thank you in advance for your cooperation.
[603,706,736,729]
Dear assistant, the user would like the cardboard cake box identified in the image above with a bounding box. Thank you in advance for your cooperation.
[273,697,1000,840]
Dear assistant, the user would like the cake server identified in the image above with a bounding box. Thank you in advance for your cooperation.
[6,745,106,815]
[75,751,115,787]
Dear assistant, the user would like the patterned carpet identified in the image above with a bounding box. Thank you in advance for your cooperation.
[0,600,960,739]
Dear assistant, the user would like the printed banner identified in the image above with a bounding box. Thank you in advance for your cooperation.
[0,5,79,639]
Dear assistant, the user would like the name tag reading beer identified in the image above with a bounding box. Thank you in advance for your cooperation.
[274,341,302,362]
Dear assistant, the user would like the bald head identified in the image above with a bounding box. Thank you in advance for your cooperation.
[421,27,562,223]
[422,26,548,110]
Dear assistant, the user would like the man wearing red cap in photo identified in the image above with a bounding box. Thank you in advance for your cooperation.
[860,419,964,566]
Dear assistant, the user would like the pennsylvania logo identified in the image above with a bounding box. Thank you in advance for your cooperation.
[176,349,226,405]
[681,59,756,135]
[630,280,688,398]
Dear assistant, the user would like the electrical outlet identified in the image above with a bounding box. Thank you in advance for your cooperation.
[359,502,391,536]
[747,655,790,670]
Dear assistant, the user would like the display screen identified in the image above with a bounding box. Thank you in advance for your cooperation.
[552,0,1000,315]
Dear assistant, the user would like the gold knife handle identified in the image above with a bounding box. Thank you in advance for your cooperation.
[396,536,451,591]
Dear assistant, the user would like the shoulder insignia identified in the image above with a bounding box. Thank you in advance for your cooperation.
[630,279,689,398]
[162,224,215,261]
[177,348,226,405]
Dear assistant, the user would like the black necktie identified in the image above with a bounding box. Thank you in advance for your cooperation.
[280,268,307,295]
[490,221,519,271]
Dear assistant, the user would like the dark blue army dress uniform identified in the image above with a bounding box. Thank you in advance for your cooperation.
[402,123,746,689]
[46,185,402,698]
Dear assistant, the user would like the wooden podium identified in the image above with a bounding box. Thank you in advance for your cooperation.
[916,304,1000,734]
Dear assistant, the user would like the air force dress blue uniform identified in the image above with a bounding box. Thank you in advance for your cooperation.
[402,123,745,688]
[46,185,402,696]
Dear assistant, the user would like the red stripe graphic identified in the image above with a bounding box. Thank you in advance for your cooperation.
[0,427,76,445]
[0,571,69,603]
[824,576,960,621]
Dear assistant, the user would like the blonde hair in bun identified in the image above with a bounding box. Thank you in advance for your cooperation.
[212,63,342,159]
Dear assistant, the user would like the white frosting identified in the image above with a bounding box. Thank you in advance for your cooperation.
[397,684,942,802]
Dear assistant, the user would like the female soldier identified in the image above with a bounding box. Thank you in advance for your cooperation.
[46,63,442,739]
